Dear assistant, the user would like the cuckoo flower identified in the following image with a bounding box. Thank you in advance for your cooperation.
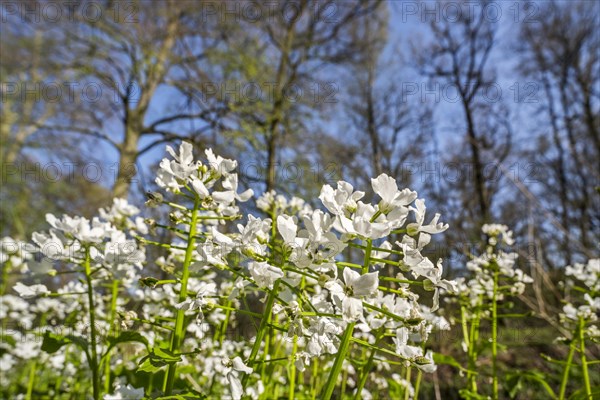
[325,267,379,321]
[319,181,364,216]
[371,173,417,214]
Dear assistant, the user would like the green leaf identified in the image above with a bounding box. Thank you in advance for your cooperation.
[136,347,182,373]
[433,353,478,376]
[137,356,164,373]
[0,335,16,347]
[153,392,206,399]
[506,371,557,400]
[103,331,149,358]
[458,389,491,400]
[41,332,68,353]
[41,331,88,355]
[139,277,160,288]
[153,347,181,362]
[433,352,462,370]
[569,386,600,400]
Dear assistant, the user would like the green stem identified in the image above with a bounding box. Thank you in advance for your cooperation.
[216,300,232,345]
[348,242,403,256]
[558,331,577,400]
[414,369,423,399]
[362,240,372,274]
[354,330,383,399]
[322,239,373,399]
[322,322,355,400]
[491,270,499,400]
[242,281,280,387]
[311,358,320,399]
[104,279,119,395]
[288,276,305,400]
[404,366,412,400]
[461,306,475,392]
[1,259,10,296]
[380,276,424,285]
[164,196,201,395]
[84,247,100,400]
[25,360,36,400]
[288,336,298,400]
[578,317,592,398]
[340,368,348,397]
[468,300,482,393]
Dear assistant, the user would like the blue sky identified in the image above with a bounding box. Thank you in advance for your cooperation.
[20,1,565,198]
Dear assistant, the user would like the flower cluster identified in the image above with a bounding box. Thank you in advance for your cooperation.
[3,142,456,400]
[453,224,532,312]
[155,142,252,215]
[0,236,33,274]
[0,198,148,399]
[561,258,599,337]
[148,142,457,399]
[31,201,146,287]
[445,224,533,399]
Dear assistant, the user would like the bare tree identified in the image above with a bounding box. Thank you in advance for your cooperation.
[517,0,600,264]
[32,0,224,198]
[181,0,383,193]
[414,0,511,235]
[344,11,432,188]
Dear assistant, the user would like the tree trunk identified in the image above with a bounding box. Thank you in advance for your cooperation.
[265,19,297,192]
[113,121,140,198]
[366,70,382,176]
[462,100,489,225]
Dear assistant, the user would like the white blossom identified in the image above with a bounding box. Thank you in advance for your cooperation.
[325,267,379,321]
[249,261,284,289]
[13,282,49,298]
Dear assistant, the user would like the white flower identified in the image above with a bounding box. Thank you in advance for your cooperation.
[393,327,422,360]
[325,267,379,321]
[222,174,253,202]
[319,181,364,216]
[371,174,417,213]
[482,224,515,246]
[168,141,194,166]
[14,340,40,359]
[190,176,210,198]
[277,215,297,244]
[0,354,16,372]
[303,210,332,242]
[99,198,140,220]
[334,203,390,240]
[223,357,253,400]
[156,142,198,191]
[294,351,311,371]
[306,317,342,356]
[45,214,107,243]
[205,148,237,177]
[197,241,228,268]
[249,261,284,289]
[175,282,217,322]
[1,237,32,271]
[103,383,144,400]
[411,259,456,311]
[236,215,271,255]
[13,282,49,298]
[566,259,599,292]
[406,199,448,237]
[415,350,437,373]
[231,356,253,374]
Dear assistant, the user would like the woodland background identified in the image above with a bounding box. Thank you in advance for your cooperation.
[1,0,599,397]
